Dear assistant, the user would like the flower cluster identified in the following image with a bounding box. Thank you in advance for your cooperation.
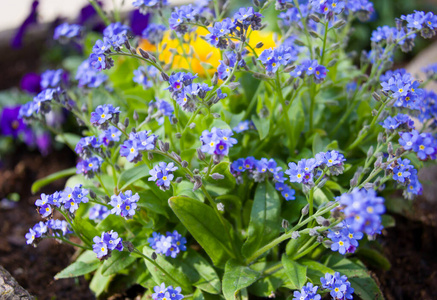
[292,282,321,300]
[293,272,353,300]
[290,59,328,83]
[18,88,60,119]
[149,162,178,190]
[423,62,437,80]
[400,10,437,39]
[100,126,122,146]
[380,69,423,109]
[148,98,174,125]
[231,157,296,200]
[386,158,422,196]
[53,23,82,42]
[109,190,140,219]
[133,0,168,14]
[327,221,363,255]
[166,72,214,112]
[337,188,385,235]
[93,230,123,259]
[90,104,121,129]
[169,4,202,35]
[120,130,158,163]
[142,23,167,45]
[35,184,89,216]
[258,45,298,73]
[286,151,345,186]
[321,272,354,300]
[148,231,187,258]
[200,127,237,157]
[152,283,184,300]
[234,7,263,30]
[417,90,437,123]
[25,220,70,245]
[380,113,415,130]
[76,156,103,178]
[76,58,108,88]
[206,18,234,49]
[217,51,246,80]
[398,129,437,160]
[40,69,68,89]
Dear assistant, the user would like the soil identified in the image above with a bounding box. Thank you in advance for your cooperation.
[1,149,437,299]
[0,148,95,300]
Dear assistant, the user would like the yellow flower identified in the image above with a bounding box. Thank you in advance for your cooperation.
[138,28,277,76]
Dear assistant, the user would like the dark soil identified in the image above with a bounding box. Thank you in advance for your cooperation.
[373,196,437,300]
[1,149,437,299]
[0,149,95,300]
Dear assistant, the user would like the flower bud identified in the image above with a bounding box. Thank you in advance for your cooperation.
[172,151,182,162]
[197,148,206,160]
[139,48,149,59]
[211,173,224,180]
[334,19,346,28]
[387,142,394,155]
[255,42,264,48]
[193,181,202,191]
[148,152,153,160]
[124,117,130,128]
[367,146,374,158]
[89,190,96,199]
[291,231,300,239]
[133,110,139,121]
[181,161,189,168]
[372,92,381,102]
[151,252,158,260]
[374,156,383,168]
[175,133,182,139]
[189,123,196,129]
[309,228,319,236]
[282,219,289,229]
[309,14,320,23]
[301,204,309,216]
[212,113,221,119]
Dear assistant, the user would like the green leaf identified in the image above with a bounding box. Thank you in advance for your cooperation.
[242,181,281,258]
[222,259,260,300]
[312,132,324,155]
[178,250,222,294]
[282,255,307,289]
[31,167,76,194]
[143,247,193,293]
[288,99,305,150]
[137,190,170,217]
[55,259,100,279]
[169,196,236,267]
[90,264,112,296]
[356,248,391,271]
[251,115,270,140]
[326,256,384,300]
[102,251,137,276]
[118,164,150,190]
[96,214,125,233]
[73,215,101,245]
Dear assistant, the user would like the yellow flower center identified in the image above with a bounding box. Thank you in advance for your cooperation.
[130,147,135,153]
[397,172,402,176]
[339,241,344,246]
[419,145,425,150]
[88,163,93,167]
[399,88,403,93]
[126,205,130,210]
[101,247,105,252]
[98,57,102,62]
[163,176,168,181]
[101,114,106,118]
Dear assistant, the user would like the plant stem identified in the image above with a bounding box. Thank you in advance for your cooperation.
[88,0,110,26]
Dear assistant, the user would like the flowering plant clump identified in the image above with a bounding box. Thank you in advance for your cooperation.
[18,0,437,299]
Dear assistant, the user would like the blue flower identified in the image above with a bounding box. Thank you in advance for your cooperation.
[398,130,419,151]
[149,98,174,125]
[120,139,141,163]
[168,5,199,35]
[321,272,354,300]
[380,114,415,130]
[133,0,168,14]
[92,231,123,259]
[337,188,385,235]
[290,59,328,83]
[281,185,296,201]
[103,22,131,38]
[89,53,108,71]
[92,38,111,55]
[90,104,121,129]
[99,126,122,146]
[76,59,108,88]
[292,282,321,300]
[152,283,184,300]
[231,158,245,174]
[76,156,103,179]
[89,204,110,221]
[328,221,363,255]
[258,45,298,73]
[61,184,89,213]
[413,132,437,160]
[200,127,237,156]
[40,69,67,89]
[109,190,140,218]
[149,231,186,258]
[233,7,263,30]
[233,120,251,133]
[206,18,234,49]
[33,88,58,114]
[75,136,101,158]
[149,162,178,190]
[133,66,153,89]
[142,23,166,44]
[53,23,82,41]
